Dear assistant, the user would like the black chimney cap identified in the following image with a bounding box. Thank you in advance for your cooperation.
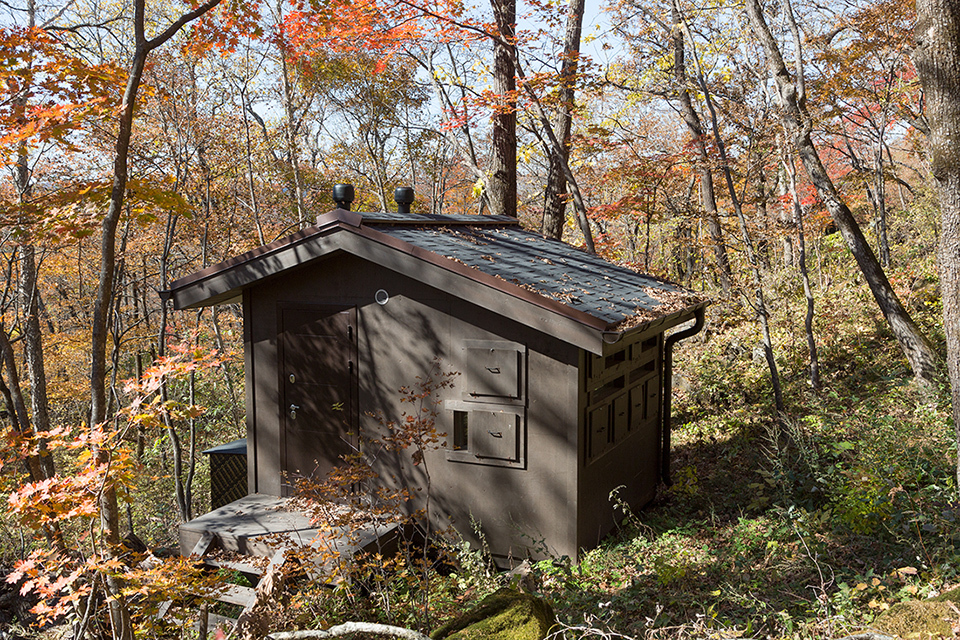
[333,183,355,211]
[394,187,415,214]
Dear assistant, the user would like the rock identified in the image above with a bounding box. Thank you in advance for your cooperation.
[871,600,958,639]
[430,588,554,640]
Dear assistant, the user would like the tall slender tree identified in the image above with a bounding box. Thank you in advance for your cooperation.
[745,0,939,384]
[541,0,584,239]
[488,0,517,218]
[670,3,733,294]
[914,0,960,484]
[88,0,232,634]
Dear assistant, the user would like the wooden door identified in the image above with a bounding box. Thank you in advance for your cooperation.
[279,305,357,493]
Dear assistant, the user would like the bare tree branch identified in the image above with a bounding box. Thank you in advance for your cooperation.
[268,623,431,640]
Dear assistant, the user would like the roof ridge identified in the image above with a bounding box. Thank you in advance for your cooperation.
[358,212,520,226]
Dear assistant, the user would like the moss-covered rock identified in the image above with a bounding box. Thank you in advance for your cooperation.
[934,587,960,604]
[871,600,957,639]
[431,588,555,640]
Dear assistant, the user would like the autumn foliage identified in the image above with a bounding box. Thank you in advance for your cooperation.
[0,0,957,635]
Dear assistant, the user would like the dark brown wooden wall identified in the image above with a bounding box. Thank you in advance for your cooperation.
[243,251,584,560]
[576,330,663,550]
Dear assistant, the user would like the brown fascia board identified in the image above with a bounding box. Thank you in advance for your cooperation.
[164,210,361,309]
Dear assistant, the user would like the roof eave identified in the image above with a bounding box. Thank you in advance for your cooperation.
[600,300,710,348]
[164,209,364,310]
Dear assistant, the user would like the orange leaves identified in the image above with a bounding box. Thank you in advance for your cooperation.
[7,550,91,624]
[0,27,124,159]
[280,0,421,69]
[124,342,221,397]
[9,546,222,626]
[9,472,100,525]
[0,26,195,242]
[807,0,919,132]
[184,0,264,55]
[121,340,220,429]
[5,424,135,531]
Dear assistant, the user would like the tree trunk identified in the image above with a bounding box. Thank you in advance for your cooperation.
[874,143,891,267]
[671,4,733,294]
[541,0,584,239]
[18,231,55,482]
[745,0,940,384]
[755,166,772,268]
[783,154,821,392]
[279,39,307,228]
[675,3,783,413]
[0,326,45,485]
[272,0,307,228]
[914,0,960,485]
[14,0,55,481]
[776,164,796,268]
[158,211,190,521]
[488,0,517,218]
[90,43,145,640]
[499,28,596,251]
[89,1,227,635]
[240,85,266,245]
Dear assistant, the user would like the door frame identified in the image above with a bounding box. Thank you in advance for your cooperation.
[276,302,358,494]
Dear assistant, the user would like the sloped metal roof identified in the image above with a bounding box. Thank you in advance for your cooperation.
[364,217,694,327]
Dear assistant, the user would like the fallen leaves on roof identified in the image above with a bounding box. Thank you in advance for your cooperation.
[611,287,705,332]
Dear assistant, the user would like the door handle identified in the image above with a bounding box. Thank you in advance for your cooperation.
[289,404,300,419]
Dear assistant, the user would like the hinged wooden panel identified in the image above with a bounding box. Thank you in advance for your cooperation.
[467,346,520,398]
[629,384,647,429]
[471,410,520,461]
[612,392,629,440]
[445,400,526,468]
[588,404,610,461]
[646,377,660,422]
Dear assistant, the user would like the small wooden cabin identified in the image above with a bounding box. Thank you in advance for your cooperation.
[165,208,705,563]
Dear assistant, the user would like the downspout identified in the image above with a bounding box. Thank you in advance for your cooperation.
[661,305,706,486]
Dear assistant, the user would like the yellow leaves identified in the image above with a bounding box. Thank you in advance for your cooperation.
[126,177,194,222]
[893,566,919,580]
[519,143,536,164]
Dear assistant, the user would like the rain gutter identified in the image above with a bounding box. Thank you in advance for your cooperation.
[661,305,706,486]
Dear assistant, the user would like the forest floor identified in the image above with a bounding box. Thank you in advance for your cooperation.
[532,240,958,638]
